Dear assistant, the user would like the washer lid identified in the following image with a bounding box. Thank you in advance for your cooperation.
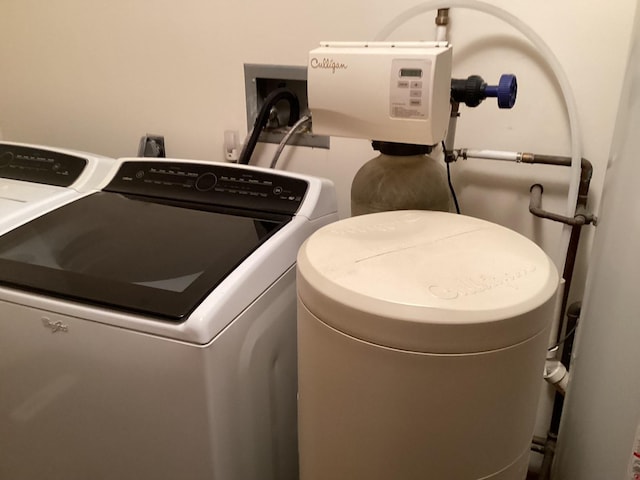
[297,210,559,353]
[0,191,291,321]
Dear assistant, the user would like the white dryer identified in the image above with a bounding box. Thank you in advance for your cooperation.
[0,158,337,480]
[0,141,114,234]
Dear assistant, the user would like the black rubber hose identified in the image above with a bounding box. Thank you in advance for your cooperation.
[238,88,300,165]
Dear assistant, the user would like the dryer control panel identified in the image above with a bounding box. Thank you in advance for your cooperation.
[0,144,87,187]
[105,161,309,215]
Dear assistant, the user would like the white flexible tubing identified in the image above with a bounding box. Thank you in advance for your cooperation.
[375,0,582,273]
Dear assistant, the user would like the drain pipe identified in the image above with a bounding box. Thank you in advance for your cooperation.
[544,350,569,395]
[539,301,581,480]
[238,88,300,166]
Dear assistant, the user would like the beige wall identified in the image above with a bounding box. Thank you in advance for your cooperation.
[0,0,637,439]
[0,1,634,221]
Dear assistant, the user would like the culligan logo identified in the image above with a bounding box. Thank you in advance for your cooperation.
[310,57,348,73]
[428,264,537,300]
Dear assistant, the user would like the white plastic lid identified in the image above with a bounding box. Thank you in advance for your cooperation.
[297,210,559,353]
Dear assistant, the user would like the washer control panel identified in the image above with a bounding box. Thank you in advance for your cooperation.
[0,144,87,187]
[105,161,309,215]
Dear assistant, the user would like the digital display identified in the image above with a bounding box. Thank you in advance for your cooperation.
[400,68,423,78]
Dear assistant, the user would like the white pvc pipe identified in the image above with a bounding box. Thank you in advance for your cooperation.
[375,0,582,273]
[544,358,569,395]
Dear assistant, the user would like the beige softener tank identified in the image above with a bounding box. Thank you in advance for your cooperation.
[297,210,558,480]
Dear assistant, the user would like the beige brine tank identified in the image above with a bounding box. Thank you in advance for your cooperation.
[296,210,558,480]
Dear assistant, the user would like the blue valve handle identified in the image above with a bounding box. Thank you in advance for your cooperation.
[484,74,517,109]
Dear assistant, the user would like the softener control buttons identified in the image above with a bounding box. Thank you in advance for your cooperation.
[195,172,218,192]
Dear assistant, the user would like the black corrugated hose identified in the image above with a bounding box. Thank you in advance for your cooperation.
[238,88,300,165]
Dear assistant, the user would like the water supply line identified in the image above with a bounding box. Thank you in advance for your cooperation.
[455,150,595,224]
[451,149,594,340]
[375,0,583,274]
[270,115,312,169]
[453,150,595,344]
[435,8,450,42]
[238,88,300,166]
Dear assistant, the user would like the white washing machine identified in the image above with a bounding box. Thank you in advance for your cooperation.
[0,141,115,234]
[0,157,337,480]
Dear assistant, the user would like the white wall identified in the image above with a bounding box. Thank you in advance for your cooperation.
[0,1,634,219]
[554,6,640,476]
[0,0,636,439]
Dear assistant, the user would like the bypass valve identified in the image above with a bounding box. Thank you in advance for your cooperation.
[451,74,517,109]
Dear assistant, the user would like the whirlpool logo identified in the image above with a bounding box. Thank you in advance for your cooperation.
[42,317,69,333]
[310,57,348,73]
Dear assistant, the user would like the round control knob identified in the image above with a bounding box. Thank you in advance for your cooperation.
[451,74,518,109]
[195,172,217,192]
[482,74,517,109]
[496,74,517,109]
[0,151,14,168]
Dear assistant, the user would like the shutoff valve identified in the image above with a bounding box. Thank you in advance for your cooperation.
[451,74,517,108]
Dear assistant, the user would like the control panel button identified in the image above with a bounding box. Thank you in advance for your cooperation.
[0,152,13,168]
[105,161,309,215]
[195,172,218,192]
[0,146,86,186]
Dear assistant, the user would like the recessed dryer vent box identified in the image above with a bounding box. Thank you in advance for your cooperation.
[244,64,330,150]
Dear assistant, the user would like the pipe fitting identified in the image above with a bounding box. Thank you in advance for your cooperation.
[436,8,450,25]
[529,184,595,226]
[544,358,569,395]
